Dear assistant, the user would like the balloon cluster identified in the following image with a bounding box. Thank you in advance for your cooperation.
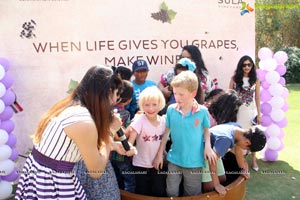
[0,57,18,199]
[257,48,289,162]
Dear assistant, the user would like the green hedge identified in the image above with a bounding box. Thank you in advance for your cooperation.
[281,47,300,83]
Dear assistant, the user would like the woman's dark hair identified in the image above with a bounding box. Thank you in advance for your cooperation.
[208,90,242,124]
[233,55,257,92]
[33,65,123,147]
[182,45,208,78]
[74,66,123,146]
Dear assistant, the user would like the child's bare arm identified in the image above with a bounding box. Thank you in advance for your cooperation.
[235,146,250,179]
[153,127,170,170]
[209,152,228,195]
[127,126,137,145]
[204,127,217,165]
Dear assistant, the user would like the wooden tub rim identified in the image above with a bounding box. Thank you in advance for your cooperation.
[120,176,247,200]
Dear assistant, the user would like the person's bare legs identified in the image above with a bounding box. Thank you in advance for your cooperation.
[251,152,259,171]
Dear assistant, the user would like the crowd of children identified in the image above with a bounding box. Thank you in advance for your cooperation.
[15,45,267,199]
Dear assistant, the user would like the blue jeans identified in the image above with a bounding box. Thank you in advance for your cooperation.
[111,160,136,193]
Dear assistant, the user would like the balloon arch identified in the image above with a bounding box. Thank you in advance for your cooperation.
[0,57,18,199]
[257,47,289,162]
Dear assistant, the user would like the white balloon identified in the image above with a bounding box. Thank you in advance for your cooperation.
[258,60,267,70]
[266,124,281,137]
[270,109,285,122]
[0,145,12,161]
[0,180,13,199]
[263,58,278,71]
[0,64,5,81]
[0,129,9,145]
[0,99,5,114]
[270,96,285,109]
[265,71,280,84]
[268,83,283,96]
[0,83,6,98]
[267,136,281,150]
[0,159,15,175]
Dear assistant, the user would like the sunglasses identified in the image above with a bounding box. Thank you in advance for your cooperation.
[242,63,253,67]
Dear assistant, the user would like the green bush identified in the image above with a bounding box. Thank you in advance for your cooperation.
[281,47,300,83]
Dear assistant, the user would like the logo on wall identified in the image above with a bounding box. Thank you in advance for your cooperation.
[240,1,254,16]
[20,19,36,39]
[151,1,176,24]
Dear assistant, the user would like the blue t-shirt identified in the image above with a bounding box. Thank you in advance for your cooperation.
[209,122,241,157]
[126,80,156,118]
[166,102,210,168]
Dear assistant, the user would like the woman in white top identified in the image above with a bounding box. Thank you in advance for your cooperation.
[229,55,262,171]
[15,66,131,199]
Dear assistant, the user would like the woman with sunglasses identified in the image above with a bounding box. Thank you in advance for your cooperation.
[229,55,262,172]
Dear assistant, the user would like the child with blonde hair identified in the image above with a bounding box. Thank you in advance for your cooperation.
[127,86,167,197]
[153,71,216,197]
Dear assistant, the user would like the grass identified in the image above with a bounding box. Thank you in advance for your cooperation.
[246,83,300,200]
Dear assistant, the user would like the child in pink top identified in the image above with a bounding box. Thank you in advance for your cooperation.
[127,86,167,197]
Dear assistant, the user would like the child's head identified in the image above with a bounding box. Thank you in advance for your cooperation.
[174,58,196,75]
[117,80,133,106]
[171,71,198,106]
[238,127,266,152]
[132,59,149,84]
[204,88,225,107]
[138,86,166,114]
[115,66,132,81]
[171,70,198,93]
[208,89,242,124]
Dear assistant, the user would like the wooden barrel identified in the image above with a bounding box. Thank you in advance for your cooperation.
[120,176,246,200]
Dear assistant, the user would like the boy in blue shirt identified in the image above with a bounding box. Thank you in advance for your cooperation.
[153,71,216,197]
[126,59,156,119]
[207,90,266,195]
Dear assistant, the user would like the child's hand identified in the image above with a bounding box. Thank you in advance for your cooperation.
[153,154,163,170]
[205,147,218,166]
[240,167,250,179]
[215,184,228,196]
[125,143,138,157]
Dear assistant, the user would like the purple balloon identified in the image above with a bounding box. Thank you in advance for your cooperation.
[276,141,285,151]
[260,89,272,102]
[5,133,17,147]
[279,77,286,86]
[282,87,289,99]
[0,120,15,133]
[276,65,287,76]
[261,81,270,89]
[0,57,10,71]
[261,114,273,126]
[0,73,14,89]
[281,102,289,112]
[258,47,273,61]
[1,90,15,106]
[278,129,285,139]
[261,102,272,115]
[257,69,267,81]
[264,149,278,161]
[1,168,19,182]
[0,106,13,120]
[9,147,19,161]
[273,51,288,64]
[277,117,288,128]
